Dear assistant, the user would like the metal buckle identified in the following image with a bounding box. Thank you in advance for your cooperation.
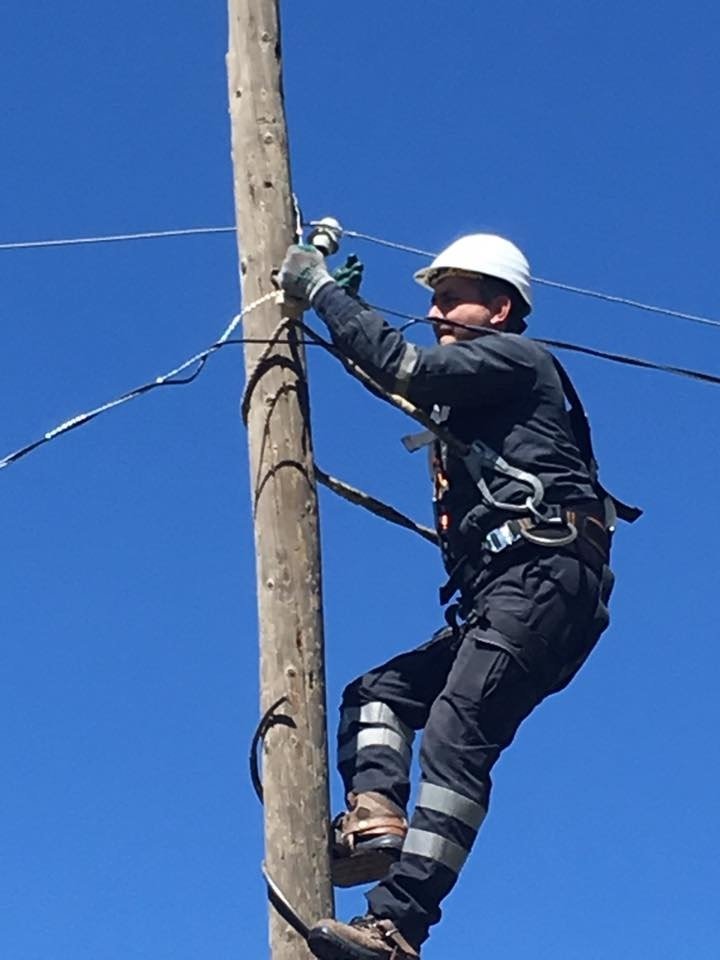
[485,522,519,554]
[525,499,563,524]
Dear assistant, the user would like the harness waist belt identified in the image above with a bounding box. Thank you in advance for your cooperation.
[439,506,608,605]
[484,508,608,557]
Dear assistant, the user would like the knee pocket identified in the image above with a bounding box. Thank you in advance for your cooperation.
[465,612,551,681]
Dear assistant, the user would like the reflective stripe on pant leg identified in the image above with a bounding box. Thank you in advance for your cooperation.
[338,702,415,747]
[416,781,487,831]
[367,643,524,946]
[337,700,415,797]
[401,828,469,874]
[337,626,460,809]
[397,781,487,874]
[369,556,605,945]
[337,727,412,766]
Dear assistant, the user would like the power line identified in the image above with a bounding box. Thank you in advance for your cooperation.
[2,219,718,331]
[0,309,439,544]
[535,338,720,387]
[527,278,719,330]
[4,298,720,473]
[0,292,276,470]
[338,227,720,331]
[369,304,720,387]
[0,226,235,251]
[342,229,434,259]
[315,468,438,546]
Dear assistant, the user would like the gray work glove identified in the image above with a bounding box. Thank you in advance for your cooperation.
[278,244,334,308]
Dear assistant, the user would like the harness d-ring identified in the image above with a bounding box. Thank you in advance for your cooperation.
[519,520,578,548]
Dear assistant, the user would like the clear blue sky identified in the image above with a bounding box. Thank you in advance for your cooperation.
[1,2,719,958]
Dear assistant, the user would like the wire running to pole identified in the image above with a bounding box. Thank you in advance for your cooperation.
[528,278,720,329]
[0,292,276,471]
[0,226,235,252]
[368,304,720,387]
[342,229,435,259]
[315,468,438,545]
[3,297,720,474]
[320,225,720,331]
[2,218,719,330]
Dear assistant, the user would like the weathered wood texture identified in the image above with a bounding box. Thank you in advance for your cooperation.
[226,2,334,957]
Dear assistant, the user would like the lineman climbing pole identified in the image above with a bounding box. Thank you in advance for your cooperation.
[226,2,334,957]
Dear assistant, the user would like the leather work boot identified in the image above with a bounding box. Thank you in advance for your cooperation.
[308,914,420,960]
[332,791,407,888]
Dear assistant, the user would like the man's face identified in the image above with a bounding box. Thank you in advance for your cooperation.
[428,275,508,345]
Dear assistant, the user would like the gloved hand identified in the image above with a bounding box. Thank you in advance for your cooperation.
[278,244,333,308]
[333,254,364,298]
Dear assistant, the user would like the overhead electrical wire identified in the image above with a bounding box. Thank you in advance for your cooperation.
[332,226,720,332]
[3,300,720,473]
[0,298,439,542]
[2,213,719,472]
[0,292,273,470]
[372,305,720,387]
[0,226,236,251]
[1,220,718,330]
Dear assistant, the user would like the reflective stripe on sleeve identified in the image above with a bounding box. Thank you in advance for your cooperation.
[393,343,420,396]
[337,728,412,766]
[416,782,486,831]
[402,827,470,874]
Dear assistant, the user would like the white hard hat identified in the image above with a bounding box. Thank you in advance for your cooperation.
[414,234,532,313]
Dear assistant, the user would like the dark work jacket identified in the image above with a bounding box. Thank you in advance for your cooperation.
[313,283,601,574]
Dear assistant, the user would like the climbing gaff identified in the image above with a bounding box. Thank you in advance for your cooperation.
[263,864,312,941]
[249,695,295,803]
[249,697,314,943]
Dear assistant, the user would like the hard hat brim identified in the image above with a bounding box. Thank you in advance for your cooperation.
[413,266,486,290]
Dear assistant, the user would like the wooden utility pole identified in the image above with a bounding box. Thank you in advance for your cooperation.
[226,2,334,958]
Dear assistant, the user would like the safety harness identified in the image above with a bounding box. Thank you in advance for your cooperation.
[404,355,641,605]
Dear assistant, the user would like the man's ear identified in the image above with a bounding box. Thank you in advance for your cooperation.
[488,295,513,328]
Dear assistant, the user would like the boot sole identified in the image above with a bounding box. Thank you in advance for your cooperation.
[332,841,402,888]
[308,924,383,960]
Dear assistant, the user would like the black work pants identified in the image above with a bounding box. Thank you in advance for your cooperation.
[337,546,614,948]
